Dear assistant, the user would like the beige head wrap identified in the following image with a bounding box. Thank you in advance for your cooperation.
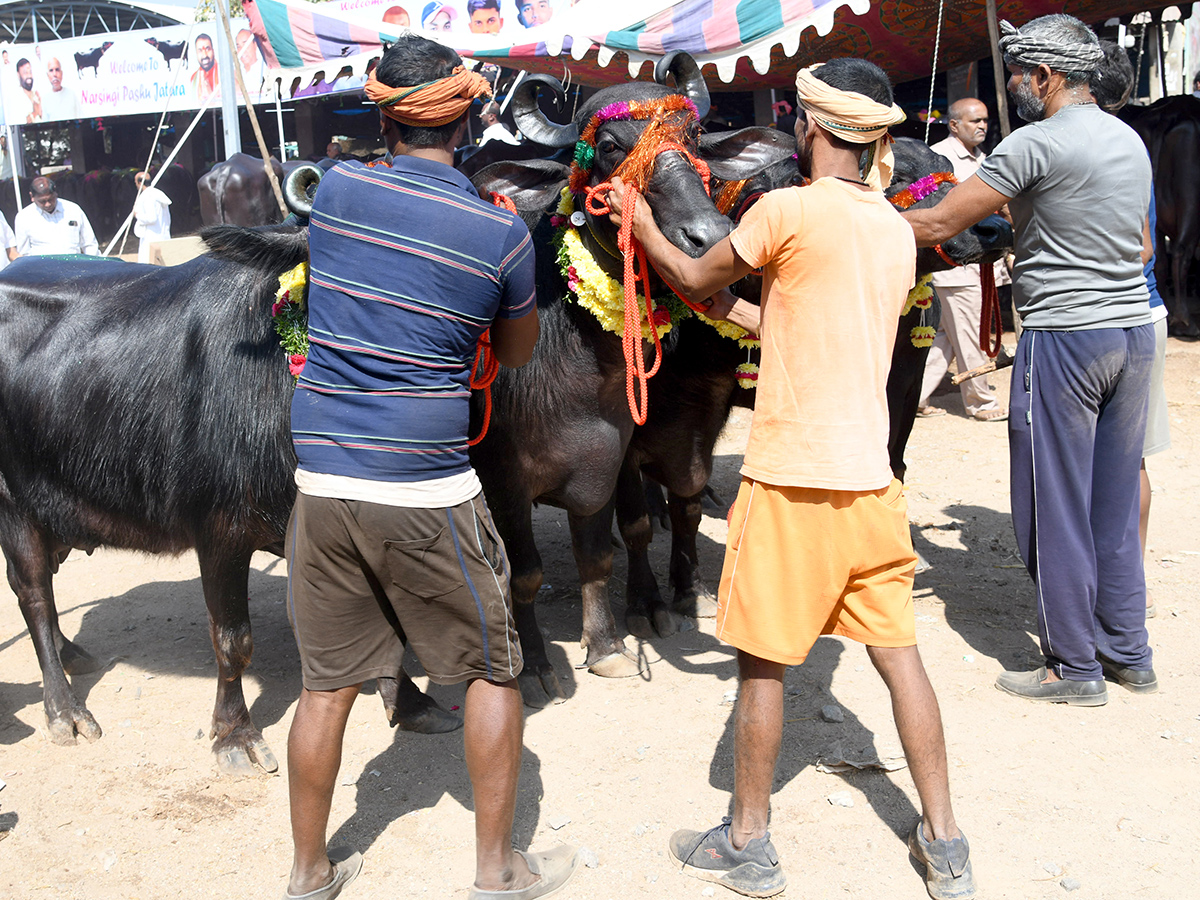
[794,64,907,191]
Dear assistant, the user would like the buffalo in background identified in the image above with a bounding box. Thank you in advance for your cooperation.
[74,42,113,78]
[199,153,287,227]
[1123,95,1200,337]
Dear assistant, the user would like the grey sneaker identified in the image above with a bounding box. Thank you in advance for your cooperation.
[668,817,786,897]
[908,819,976,900]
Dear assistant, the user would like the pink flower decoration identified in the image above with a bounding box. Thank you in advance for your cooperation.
[550,215,565,228]
[288,354,307,377]
[652,305,671,328]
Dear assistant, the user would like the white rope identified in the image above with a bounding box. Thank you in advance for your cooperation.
[925,0,947,144]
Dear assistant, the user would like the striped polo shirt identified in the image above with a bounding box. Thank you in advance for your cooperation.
[290,157,535,485]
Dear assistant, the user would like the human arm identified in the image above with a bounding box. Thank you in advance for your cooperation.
[1141,215,1153,267]
[489,308,539,368]
[6,247,15,262]
[701,287,761,334]
[607,177,754,305]
[78,212,98,255]
[901,174,1011,247]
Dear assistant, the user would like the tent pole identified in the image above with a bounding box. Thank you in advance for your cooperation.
[275,85,286,160]
[985,0,1010,138]
[7,126,20,214]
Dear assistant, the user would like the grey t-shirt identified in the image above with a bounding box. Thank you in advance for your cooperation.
[976,103,1151,331]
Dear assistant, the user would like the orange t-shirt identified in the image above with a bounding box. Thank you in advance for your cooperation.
[728,177,917,491]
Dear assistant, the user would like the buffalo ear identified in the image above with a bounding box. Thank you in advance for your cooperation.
[699,127,796,182]
[471,159,571,221]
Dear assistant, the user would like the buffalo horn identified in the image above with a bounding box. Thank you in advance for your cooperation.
[284,164,323,219]
[653,52,711,122]
[511,74,579,148]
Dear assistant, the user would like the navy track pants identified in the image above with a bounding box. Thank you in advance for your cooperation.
[1008,324,1155,681]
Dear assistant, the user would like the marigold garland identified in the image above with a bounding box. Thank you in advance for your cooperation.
[910,325,937,348]
[902,274,934,317]
[736,362,759,389]
[273,262,310,378]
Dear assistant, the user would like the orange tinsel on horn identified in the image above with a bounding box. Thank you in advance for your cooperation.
[365,66,492,128]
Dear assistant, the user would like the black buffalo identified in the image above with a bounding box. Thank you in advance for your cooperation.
[0,228,455,773]
[199,153,287,227]
[1123,95,1200,337]
[74,42,113,78]
[146,38,188,70]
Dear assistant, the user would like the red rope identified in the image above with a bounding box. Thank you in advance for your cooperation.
[979,261,1002,359]
[462,192,517,446]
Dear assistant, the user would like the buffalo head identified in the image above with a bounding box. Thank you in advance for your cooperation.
[886,138,1012,272]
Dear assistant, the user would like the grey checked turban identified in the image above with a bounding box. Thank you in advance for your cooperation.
[999,19,1104,74]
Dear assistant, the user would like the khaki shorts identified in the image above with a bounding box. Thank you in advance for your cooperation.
[286,491,523,690]
[716,477,917,665]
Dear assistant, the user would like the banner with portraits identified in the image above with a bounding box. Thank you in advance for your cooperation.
[0,19,275,126]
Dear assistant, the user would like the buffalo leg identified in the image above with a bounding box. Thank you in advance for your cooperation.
[377,670,462,733]
[569,502,645,678]
[1169,228,1199,337]
[2,516,103,745]
[490,500,563,708]
[615,464,677,639]
[667,491,719,618]
[196,544,278,775]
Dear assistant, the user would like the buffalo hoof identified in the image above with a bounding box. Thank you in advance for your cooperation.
[60,639,105,676]
[627,606,680,639]
[214,734,279,776]
[46,707,103,745]
[587,647,645,679]
[674,587,718,619]
[518,666,565,709]
[394,700,462,735]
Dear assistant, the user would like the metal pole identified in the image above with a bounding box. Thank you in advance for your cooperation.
[985,0,1011,138]
[275,85,286,160]
[7,126,20,214]
[216,0,241,158]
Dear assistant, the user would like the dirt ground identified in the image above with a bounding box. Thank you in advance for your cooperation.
[1,338,1197,900]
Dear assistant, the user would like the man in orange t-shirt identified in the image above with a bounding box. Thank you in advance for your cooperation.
[608,58,974,900]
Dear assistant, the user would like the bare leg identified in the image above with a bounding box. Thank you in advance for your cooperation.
[1140,461,1154,610]
[729,650,784,851]
[287,683,361,895]
[465,677,537,892]
[866,645,961,843]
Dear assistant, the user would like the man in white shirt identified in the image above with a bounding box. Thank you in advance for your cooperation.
[133,171,171,263]
[15,177,98,256]
[0,212,18,271]
[13,57,42,124]
[917,98,1011,422]
[41,57,81,121]
[478,100,519,146]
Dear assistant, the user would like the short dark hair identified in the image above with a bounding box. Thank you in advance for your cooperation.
[467,0,500,12]
[810,58,894,152]
[1090,40,1134,112]
[31,178,55,197]
[16,58,30,71]
[373,33,467,149]
[196,33,213,46]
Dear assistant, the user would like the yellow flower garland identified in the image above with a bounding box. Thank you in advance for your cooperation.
[902,273,934,317]
[556,188,760,349]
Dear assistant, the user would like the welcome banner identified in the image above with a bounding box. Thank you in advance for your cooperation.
[0,18,273,126]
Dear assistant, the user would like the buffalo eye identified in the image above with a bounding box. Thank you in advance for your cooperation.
[597,138,619,155]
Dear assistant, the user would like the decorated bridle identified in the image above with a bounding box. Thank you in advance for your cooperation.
[888,169,1001,358]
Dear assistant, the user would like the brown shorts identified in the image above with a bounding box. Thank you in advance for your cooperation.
[285,490,523,690]
[716,477,917,665]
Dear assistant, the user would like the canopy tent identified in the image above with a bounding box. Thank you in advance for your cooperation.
[245,0,1183,93]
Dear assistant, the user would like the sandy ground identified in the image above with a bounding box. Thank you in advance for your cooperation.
[1,339,1198,900]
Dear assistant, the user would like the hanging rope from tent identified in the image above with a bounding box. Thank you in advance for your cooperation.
[924,0,947,144]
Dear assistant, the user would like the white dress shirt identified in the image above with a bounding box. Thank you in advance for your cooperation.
[0,214,15,272]
[480,122,520,147]
[15,198,98,256]
[133,186,172,263]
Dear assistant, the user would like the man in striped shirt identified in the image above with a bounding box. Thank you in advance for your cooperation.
[284,34,574,900]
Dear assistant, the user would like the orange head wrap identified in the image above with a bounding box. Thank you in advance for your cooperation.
[365,65,492,128]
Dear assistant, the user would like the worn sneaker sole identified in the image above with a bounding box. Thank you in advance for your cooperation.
[677,861,787,898]
[907,829,976,900]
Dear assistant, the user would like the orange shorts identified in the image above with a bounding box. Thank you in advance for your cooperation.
[716,477,917,665]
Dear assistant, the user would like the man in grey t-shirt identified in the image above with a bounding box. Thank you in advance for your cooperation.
[904,14,1156,708]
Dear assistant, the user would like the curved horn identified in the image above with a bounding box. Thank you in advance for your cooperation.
[511,74,579,148]
[284,163,323,219]
[654,51,710,121]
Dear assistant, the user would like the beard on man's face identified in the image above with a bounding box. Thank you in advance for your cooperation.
[1011,71,1046,122]
[19,74,32,91]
